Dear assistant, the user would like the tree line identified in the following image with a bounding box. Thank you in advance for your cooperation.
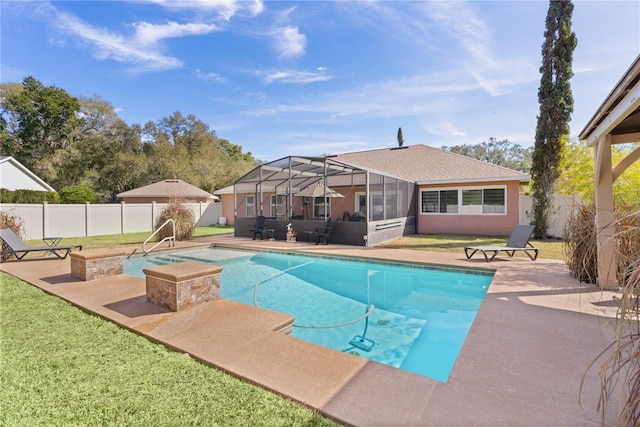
[1,76,258,203]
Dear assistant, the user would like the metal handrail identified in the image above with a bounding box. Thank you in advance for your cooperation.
[143,219,176,254]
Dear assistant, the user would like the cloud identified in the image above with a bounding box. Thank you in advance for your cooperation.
[270,26,306,58]
[260,69,331,84]
[132,21,217,44]
[143,0,264,19]
[195,69,227,84]
[47,6,217,72]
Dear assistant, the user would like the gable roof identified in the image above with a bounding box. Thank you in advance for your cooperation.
[332,144,530,185]
[0,156,56,192]
[117,179,218,200]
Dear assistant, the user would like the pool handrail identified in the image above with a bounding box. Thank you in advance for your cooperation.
[143,219,176,254]
[252,260,375,329]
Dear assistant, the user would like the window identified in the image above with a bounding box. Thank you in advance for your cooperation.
[314,197,331,218]
[270,195,286,217]
[246,195,255,217]
[483,188,505,213]
[461,190,482,214]
[422,190,458,213]
[421,187,506,215]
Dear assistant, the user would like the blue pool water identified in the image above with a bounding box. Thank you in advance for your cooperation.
[124,248,493,382]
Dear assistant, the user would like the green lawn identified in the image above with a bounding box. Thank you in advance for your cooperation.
[25,225,234,250]
[378,234,565,261]
[0,273,338,427]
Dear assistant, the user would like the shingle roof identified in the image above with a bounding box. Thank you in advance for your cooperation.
[333,144,530,184]
[117,179,217,199]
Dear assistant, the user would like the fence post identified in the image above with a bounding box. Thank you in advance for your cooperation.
[121,202,125,234]
[152,201,157,230]
[42,201,49,239]
[85,202,90,236]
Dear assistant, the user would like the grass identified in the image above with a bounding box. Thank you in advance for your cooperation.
[24,225,234,250]
[378,233,565,261]
[0,273,338,427]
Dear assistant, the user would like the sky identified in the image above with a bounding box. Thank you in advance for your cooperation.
[1,1,639,162]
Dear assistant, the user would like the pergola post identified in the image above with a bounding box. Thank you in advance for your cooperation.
[593,135,618,290]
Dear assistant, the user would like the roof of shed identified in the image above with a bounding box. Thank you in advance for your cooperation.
[117,179,217,199]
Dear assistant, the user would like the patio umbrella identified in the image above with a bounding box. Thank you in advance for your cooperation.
[295,182,344,198]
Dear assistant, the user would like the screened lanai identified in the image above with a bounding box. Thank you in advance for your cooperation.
[233,156,416,246]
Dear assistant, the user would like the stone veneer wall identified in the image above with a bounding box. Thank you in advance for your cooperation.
[70,249,127,281]
[143,261,222,312]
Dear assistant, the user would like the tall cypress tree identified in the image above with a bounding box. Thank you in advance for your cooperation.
[531,0,577,238]
[397,127,404,147]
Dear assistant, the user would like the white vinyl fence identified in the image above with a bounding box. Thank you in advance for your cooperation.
[2,195,577,241]
[519,194,581,239]
[1,202,223,240]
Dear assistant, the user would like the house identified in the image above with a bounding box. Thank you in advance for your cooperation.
[0,156,55,192]
[117,179,219,203]
[217,144,530,245]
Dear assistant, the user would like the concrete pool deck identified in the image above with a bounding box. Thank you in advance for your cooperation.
[0,236,623,426]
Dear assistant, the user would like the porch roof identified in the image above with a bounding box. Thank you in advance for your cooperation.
[233,155,404,194]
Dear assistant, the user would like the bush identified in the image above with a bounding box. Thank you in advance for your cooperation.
[58,186,97,204]
[155,199,195,242]
[564,203,640,284]
[0,189,60,204]
[0,210,24,260]
[563,204,597,283]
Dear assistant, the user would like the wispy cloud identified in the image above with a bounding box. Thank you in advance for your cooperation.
[270,25,306,58]
[143,0,265,19]
[195,69,227,84]
[42,3,217,72]
[132,21,217,44]
[260,69,331,84]
[53,11,183,71]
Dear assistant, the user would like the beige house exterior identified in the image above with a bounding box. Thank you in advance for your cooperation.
[117,179,218,203]
[333,145,528,237]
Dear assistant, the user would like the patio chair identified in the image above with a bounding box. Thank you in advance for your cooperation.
[249,216,266,240]
[313,218,332,245]
[464,224,538,262]
[0,228,82,261]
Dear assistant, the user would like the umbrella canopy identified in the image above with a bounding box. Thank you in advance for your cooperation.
[295,182,344,198]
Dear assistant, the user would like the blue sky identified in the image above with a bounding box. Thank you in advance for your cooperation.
[2,1,639,161]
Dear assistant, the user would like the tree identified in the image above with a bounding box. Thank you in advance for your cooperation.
[558,139,640,204]
[530,0,577,238]
[0,76,83,170]
[441,138,533,172]
[397,127,404,147]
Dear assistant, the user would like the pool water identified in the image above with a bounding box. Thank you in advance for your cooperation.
[124,248,493,382]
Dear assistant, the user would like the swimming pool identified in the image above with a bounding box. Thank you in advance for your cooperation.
[124,247,493,382]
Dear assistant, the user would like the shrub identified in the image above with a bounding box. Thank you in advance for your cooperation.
[563,203,597,283]
[59,186,97,204]
[0,189,60,204]
[155,199,194,242]
[564,203,640,284]
[0,210,24,260]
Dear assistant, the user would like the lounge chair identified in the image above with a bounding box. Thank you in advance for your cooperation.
[464,225,538,262]
[313,218,332,245]
[249,216,266,240]
[0,228,82,261]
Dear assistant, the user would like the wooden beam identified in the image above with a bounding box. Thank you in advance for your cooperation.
[612,144,640,181]
[585,80,640,146]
